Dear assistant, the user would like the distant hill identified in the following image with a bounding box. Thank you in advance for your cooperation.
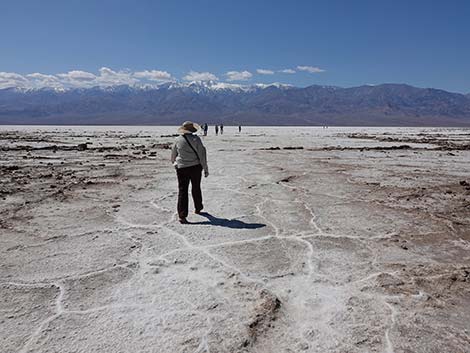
[1,82,470,126]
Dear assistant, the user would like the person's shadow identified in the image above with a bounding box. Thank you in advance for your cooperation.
[191,212,266,229]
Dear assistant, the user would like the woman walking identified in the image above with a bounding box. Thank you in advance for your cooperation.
[171,121,209,224]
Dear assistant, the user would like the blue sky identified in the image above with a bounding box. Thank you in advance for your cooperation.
[1,0,469,92]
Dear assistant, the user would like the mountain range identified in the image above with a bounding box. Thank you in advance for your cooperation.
[1,81,470,126]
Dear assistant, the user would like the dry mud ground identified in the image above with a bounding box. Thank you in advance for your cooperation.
[1,126,469,353]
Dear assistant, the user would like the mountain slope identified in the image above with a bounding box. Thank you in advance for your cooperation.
[1,82,470,126]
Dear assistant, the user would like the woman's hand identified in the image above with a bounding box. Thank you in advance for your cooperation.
[204,170,209,178]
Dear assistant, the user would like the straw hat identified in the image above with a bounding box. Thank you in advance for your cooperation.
[177,121,200,134]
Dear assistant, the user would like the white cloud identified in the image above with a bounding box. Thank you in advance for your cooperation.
[27,73,58,80]
[0,72,29,89]
[256,69,274,75]
[183,70,218,81]
[279,68,296,74]
[296,65,325,73]
[56,70,98,88]
[225,70,253,81]
[134,70,172,81]
[96,67,138,86]
[0,68,178,89]
[1,66,312,89]
[57,70,96,82]
[27,73,63,88]
[55,68,140,87]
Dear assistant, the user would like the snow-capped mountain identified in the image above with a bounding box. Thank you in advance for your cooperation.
[0,82,470,126]
[151,80,294,93]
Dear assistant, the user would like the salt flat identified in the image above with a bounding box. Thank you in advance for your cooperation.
[1,126,469,353]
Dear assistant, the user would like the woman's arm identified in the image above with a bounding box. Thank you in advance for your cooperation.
[171,141,178,164]
[196,137,209,177]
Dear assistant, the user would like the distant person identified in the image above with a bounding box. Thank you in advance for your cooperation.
[203,123,208,136]
[220,123,224,135]
[215,125,219,136]
[171,121,209,224]
[238,125,242,133]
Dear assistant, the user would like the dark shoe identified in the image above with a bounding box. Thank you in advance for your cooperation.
[178,218,189,224]
[195,209,203,214]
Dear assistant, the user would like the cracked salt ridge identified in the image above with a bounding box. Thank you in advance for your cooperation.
[109,172,316,350]
[111,193,283,349]
[116,194,273,288]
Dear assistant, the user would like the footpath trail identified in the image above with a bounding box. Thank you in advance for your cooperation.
[1,127,469,353]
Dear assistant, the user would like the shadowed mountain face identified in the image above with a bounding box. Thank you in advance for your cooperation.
[1,82,470,126]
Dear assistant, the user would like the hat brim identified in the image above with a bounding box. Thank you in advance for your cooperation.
[177,123,200,134]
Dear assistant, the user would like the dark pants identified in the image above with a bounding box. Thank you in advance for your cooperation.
[176,164,203,218]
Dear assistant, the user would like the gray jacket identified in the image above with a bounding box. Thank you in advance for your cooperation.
[171,134,208,173]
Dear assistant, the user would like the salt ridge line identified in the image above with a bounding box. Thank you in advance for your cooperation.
[161,166,382,350]
[238,157,406,351]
